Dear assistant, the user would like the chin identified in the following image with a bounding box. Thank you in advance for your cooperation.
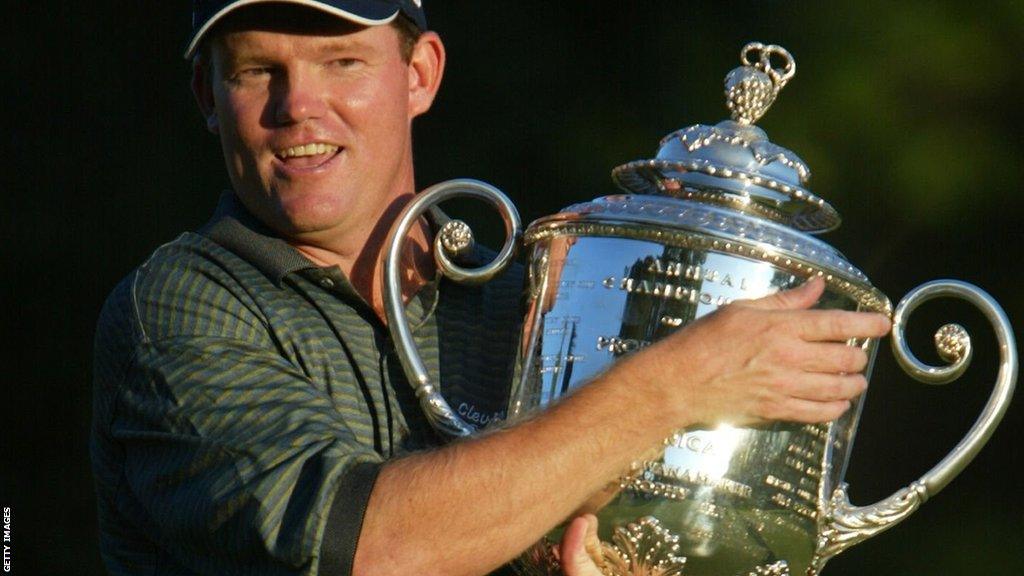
[273,198,351,236]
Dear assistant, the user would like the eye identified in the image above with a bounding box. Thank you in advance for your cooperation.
[329,58,362,69]
[236,66,271,78]
[225,66,273,87]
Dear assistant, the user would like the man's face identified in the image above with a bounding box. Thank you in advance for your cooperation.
[202,9,433,243]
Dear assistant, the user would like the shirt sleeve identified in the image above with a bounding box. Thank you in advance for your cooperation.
[110,335,382,576]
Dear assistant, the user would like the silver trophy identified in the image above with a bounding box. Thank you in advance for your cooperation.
[383,43,1017,575]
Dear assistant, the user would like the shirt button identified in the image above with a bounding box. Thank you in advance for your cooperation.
[320,277,335,289]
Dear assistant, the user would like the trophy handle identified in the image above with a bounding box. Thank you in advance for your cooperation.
[816,280,1018,566]
[384,179,522,438]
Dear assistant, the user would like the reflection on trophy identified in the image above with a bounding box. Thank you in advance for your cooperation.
[383,42,1017,575]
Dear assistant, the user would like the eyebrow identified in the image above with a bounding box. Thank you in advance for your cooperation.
[313,38,379,57]
[217,36,382,70]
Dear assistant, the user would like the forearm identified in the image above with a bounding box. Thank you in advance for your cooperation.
[351,279,892,575]
[353,364,681,576]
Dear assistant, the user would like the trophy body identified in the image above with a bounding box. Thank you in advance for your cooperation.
[382,43,1017,576]
[509,200,881,576]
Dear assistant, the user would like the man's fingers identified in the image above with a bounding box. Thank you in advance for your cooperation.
[771,397,854,423]
[732,280,892,342]
[797,342,870,374]
[736,277,825,311]
[784,372,867,403]
[797,309,891,342]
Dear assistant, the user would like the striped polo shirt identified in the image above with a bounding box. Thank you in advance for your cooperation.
[91,192,524,575]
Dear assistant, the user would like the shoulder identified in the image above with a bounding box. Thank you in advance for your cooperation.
[96,232,276,350]
[93,232,284,419]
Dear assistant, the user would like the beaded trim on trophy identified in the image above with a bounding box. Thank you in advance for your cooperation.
[658,184,791,224]
[523,219,891,314]
[551,196,859,280]
[612,157,838,232]
[673,123,810,182]
[524,195,890,313]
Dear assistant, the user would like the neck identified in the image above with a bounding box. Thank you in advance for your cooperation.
[289,193,436,322]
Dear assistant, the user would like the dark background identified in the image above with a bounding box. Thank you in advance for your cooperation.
[4,1,1023,574]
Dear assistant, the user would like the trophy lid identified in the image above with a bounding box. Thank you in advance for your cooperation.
[525,42,889,311]
[612,43,840,233]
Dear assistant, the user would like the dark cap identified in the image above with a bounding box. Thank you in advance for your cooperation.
[185,0,427,58]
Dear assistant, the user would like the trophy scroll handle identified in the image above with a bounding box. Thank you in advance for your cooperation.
[815,280,1018,569]
[384,179,522,438]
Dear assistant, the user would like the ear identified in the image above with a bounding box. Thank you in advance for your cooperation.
[407,31,446,119]
[191,56,220,134]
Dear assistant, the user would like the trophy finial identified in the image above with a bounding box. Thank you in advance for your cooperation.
[613,40,836,232]
[725,42,795,125]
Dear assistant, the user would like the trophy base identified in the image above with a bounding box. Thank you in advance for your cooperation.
[512,516,794,576]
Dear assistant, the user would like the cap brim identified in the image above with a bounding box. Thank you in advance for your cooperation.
[184,0,400,59]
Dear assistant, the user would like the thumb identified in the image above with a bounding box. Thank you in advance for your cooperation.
[560,515,604,576]
[738,276,825,311]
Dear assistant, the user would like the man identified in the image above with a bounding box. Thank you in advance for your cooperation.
[91,2,890,575]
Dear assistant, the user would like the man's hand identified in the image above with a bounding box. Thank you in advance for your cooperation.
[559,515,604,576]
[554,279,890,576]
[612,277,892,429]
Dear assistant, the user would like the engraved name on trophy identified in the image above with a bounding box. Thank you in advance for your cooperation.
[383,43,1017,575]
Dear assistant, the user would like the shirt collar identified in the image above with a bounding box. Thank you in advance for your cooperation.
[197,191,467,290]
[199,192,317,286]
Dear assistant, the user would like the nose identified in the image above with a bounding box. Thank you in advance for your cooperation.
[272,69,327,125]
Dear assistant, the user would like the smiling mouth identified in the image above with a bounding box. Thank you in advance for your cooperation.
[274,142,341,169]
